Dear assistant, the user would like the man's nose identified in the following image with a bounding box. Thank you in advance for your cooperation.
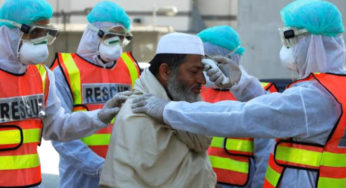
[198,71,206,85]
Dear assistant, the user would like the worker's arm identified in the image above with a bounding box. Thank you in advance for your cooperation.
[51,67,103,176]
[230,67,267,102]
[42,67,108,141]
[52,140,104,176]
[163,81,339,143]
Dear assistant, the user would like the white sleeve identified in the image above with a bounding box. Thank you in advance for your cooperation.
[42,68,108,141]
[230,67,267,102]
[163,81,339,145]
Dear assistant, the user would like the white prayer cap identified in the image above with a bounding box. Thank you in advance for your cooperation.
[156,32,204,55]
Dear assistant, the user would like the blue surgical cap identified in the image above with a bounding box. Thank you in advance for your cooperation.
[198,25,245,55]
[87,1,131,30]
[0,0,53,28]
[281,0,344,36]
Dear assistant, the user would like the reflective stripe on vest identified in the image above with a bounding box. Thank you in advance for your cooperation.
[0,154,40,170]
[0,65,47,187]
[121,52,140,87]
[210,137,254,156]
[58,52,139,158]
[60,53,82,104]
[204,82,277,186]
[0,129,41,145]
[264,73,346,188]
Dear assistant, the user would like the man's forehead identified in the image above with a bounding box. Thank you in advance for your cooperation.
[181,54,203,68]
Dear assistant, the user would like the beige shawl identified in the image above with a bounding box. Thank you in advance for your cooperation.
[100,69,216,188]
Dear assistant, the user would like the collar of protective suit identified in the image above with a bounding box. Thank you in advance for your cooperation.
[99,68,216,188]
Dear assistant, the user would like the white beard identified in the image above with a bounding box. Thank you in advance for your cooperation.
[166,69,201,102]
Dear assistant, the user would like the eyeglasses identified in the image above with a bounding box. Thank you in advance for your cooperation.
[88,24,133,46]
[0,19,59,45]
[278,27,309,48]
[225,45,240,58]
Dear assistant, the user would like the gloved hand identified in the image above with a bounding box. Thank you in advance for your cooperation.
[205,56,241,89]
[131,94,168,123]
[98,91,132,124]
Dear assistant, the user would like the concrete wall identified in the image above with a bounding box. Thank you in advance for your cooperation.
[197,0,237,28]
[46,0,192,31]
[238,0,346,79]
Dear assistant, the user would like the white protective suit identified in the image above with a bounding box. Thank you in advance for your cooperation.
[51,22,122,188]
[100,69,216,188]
[0,26,108,141]
[160,35,346,188]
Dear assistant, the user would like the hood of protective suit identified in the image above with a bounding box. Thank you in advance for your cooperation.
[0,26,28,74]
[292,34,346,78]
[100,68,216,188]
[76,22,123,68]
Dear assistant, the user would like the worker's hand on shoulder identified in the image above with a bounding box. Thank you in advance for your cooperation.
[98,91,133,124]
[206,56,241,89]
[131,94,168,123]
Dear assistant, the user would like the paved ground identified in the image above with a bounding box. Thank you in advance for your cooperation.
[38,140,60,188]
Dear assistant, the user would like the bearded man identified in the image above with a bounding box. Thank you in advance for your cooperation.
[99,32,216,188]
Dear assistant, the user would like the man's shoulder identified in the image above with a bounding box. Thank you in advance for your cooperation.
[116,95,152,123]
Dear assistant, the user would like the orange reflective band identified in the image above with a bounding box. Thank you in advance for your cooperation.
[275,143,323,169]
[210,137,224,148]
[209,155,249,173]
[321,152,346,167]
[73,106,88,112]
[0,154,40,170]
[121,52,139,87]
[81,133,111,146]
[225,138,254,154]
[318,177,346,188]
[0,129,40,145]
[35,64,47,93]
[60,53,82,105]
[261,82,269,88]
[264,165,281,187]
[210,137,254,154]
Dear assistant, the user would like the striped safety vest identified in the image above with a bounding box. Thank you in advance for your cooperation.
[264,73,346,188]
[55,52,140,158]
[0,64,49,187]
[202,82,278,186]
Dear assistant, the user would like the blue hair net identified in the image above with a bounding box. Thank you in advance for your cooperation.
[87,1,130,30]
[281,0,344,36]
[197,25,245,55]
[0,0,53,28]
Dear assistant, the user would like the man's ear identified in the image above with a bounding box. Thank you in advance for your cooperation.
[158,63,171,84]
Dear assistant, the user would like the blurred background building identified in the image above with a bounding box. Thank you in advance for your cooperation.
[0,0,344,78]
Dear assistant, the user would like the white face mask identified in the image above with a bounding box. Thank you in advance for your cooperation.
[279,46,297,71]
[19,40,49,65]
[99,39,123,63]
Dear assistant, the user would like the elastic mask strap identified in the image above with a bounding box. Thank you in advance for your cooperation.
[87,24,99,32]
[0,19,22,28]
[87,24,107,39]
[26,36,48,45]
[0,19,32,34]
[227,45,241,58]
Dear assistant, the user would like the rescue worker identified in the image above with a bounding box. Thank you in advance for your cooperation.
[0,0,125,187]
[132,0,346,187]
[51,1,140,188]
[199,25,277,188]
